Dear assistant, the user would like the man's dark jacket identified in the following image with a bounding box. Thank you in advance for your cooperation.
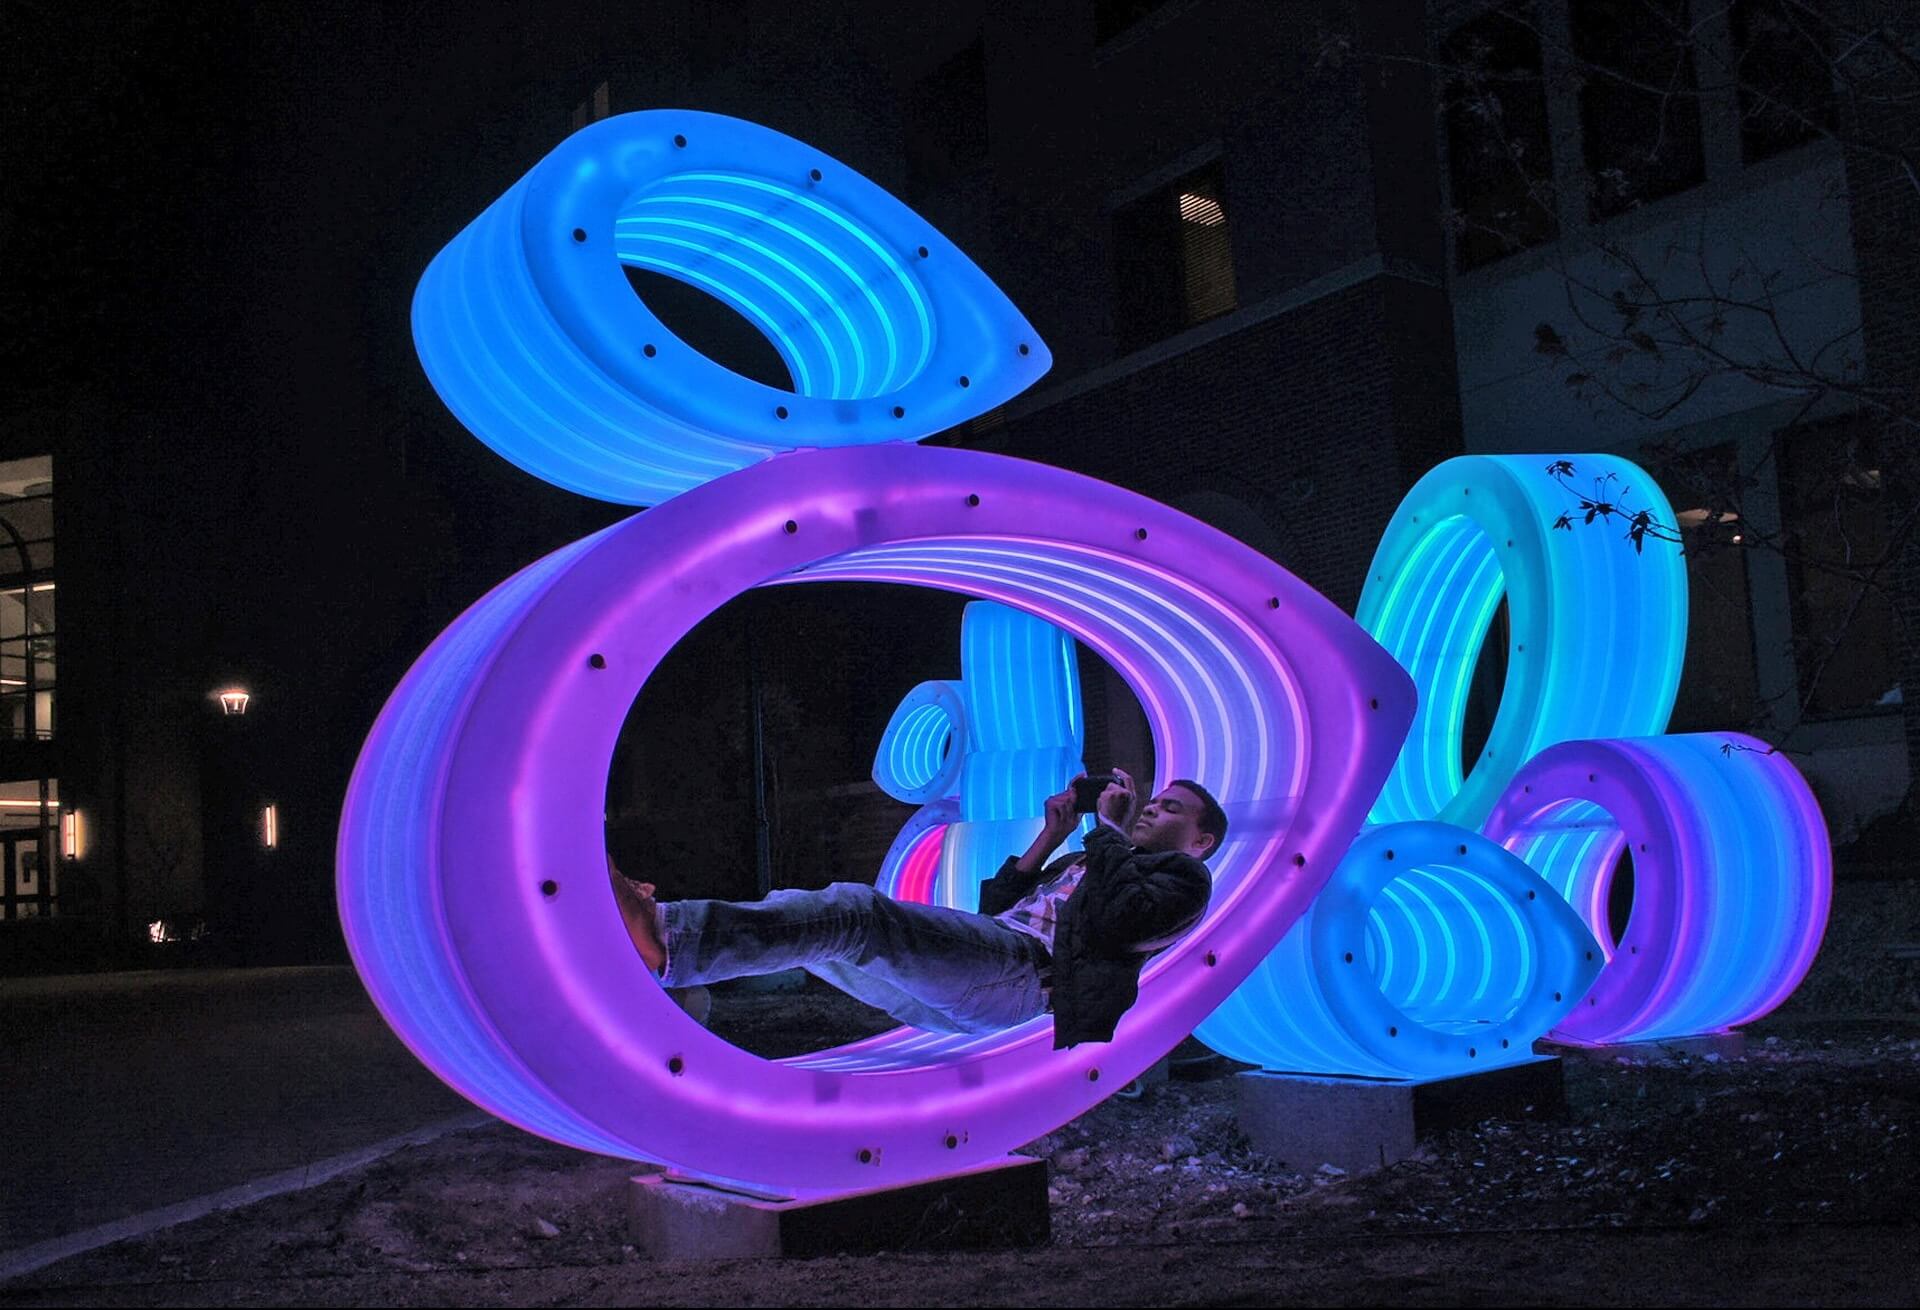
[976,824,1211,1049]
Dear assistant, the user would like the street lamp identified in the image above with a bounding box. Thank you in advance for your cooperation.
[216,687,251,716]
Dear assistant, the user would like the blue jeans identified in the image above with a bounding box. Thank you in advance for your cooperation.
[659,883,1053,1035]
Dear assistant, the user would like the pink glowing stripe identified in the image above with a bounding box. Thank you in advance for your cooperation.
[893,823,947,905]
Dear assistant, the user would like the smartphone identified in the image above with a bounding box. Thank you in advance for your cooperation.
[1071,774,1119,814]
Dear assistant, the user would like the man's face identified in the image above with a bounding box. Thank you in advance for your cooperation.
[1129,785,1214,858]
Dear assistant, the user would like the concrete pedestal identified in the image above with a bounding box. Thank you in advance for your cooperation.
[627,1154,1049,1260]
[1536,1030,1746,1064]
[1236,1056,1565,1176]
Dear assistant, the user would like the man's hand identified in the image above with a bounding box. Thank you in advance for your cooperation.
[1015,780,1081,875]
[1097,767,1137,832]
[1042,783,1078,838]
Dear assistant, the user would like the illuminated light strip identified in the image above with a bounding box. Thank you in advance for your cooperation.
[873,816,949,904]
[1356,455,1686,829]
[872,681,967,805]
[618,203,868,392]
[1481,734,1831,1045]
[412,110,1049,507]
[812,537,1301,805]
[618,250,816,394]
[615,231,826,391]
[1409,866,1497,1007]
[1381,884,1430,1008]
[873,603,1089,912]
[338,443,1415,1194]
[631,193,886,396]
[1194,822,1601,1079]
[1443,864,1534,1006]
[616,213,853,393]
[676,172,936,387]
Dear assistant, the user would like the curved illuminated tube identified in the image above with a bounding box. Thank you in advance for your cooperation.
[871,800,954,904]
[412,110,1050,506]
[1481,733,1831,1044]
[1195,822,1602,1078]
[337,443,1416,1194]
[940,602,1087,910]
[869,603,1088,907]
[1356,454,1687,830]
[872,680,967,806]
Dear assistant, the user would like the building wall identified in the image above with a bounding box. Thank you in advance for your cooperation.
[1433,0,1918,843]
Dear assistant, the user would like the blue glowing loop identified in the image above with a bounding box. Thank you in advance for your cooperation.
[412,110,1052,506]
[1355,454,1687,830]
[872,680,967,806]
[869,602,1088,911]
[1195,822,1601,1079]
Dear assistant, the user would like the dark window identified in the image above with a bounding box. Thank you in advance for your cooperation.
[1570,0,1707,219]
[1441,5,1559,271]
[1655,443,1760,730]
[1729,0,1830,163]
[1096,0,1174,46]
[906,34,988,199]
[1779,416,1900,718]
[1110,160,1237,354]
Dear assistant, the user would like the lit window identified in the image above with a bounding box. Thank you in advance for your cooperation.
[263,803,279,849]
[1110,160,1237,354]
[62,808,82,859]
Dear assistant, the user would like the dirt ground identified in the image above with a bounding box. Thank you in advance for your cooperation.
[5,881,1919,1307]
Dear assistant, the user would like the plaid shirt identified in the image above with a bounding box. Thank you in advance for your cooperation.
[992,857,1087,952]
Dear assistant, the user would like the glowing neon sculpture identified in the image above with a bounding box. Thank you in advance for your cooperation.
[339,444,1415,1191]
[872,679,968,809]
[871,602,1088,910]
[341,110,1418,1193]
[1358,454,1687,830]
[1203,453,1828,1077]
[410,109,1051,505]
[1195,823,1601,1077]
[1484,733,1830,1044]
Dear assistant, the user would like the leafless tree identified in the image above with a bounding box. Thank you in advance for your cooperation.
[1330,1,1920,752]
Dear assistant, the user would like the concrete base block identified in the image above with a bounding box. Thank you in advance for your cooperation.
[1236,1056,1566,1176]
[1536,1030,1746,1064]
[627,1154,1048,1260]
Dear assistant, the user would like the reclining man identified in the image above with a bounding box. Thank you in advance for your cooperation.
[609,769,1225,1048]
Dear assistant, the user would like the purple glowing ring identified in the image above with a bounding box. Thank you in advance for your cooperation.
[1481,733,1831,1044]
[337,442,1414,1194]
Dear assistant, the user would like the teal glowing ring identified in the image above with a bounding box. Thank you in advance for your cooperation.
[1194,822,1601,1078]
[872,680,967,805]
[1356,455,1687,829]
[1483,733,1832,1044]
[412,110,1050,506]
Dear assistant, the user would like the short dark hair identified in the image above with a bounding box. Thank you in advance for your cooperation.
[1167,779,1228,860]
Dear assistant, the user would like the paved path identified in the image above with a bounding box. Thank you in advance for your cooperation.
[0,966,471,1252]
